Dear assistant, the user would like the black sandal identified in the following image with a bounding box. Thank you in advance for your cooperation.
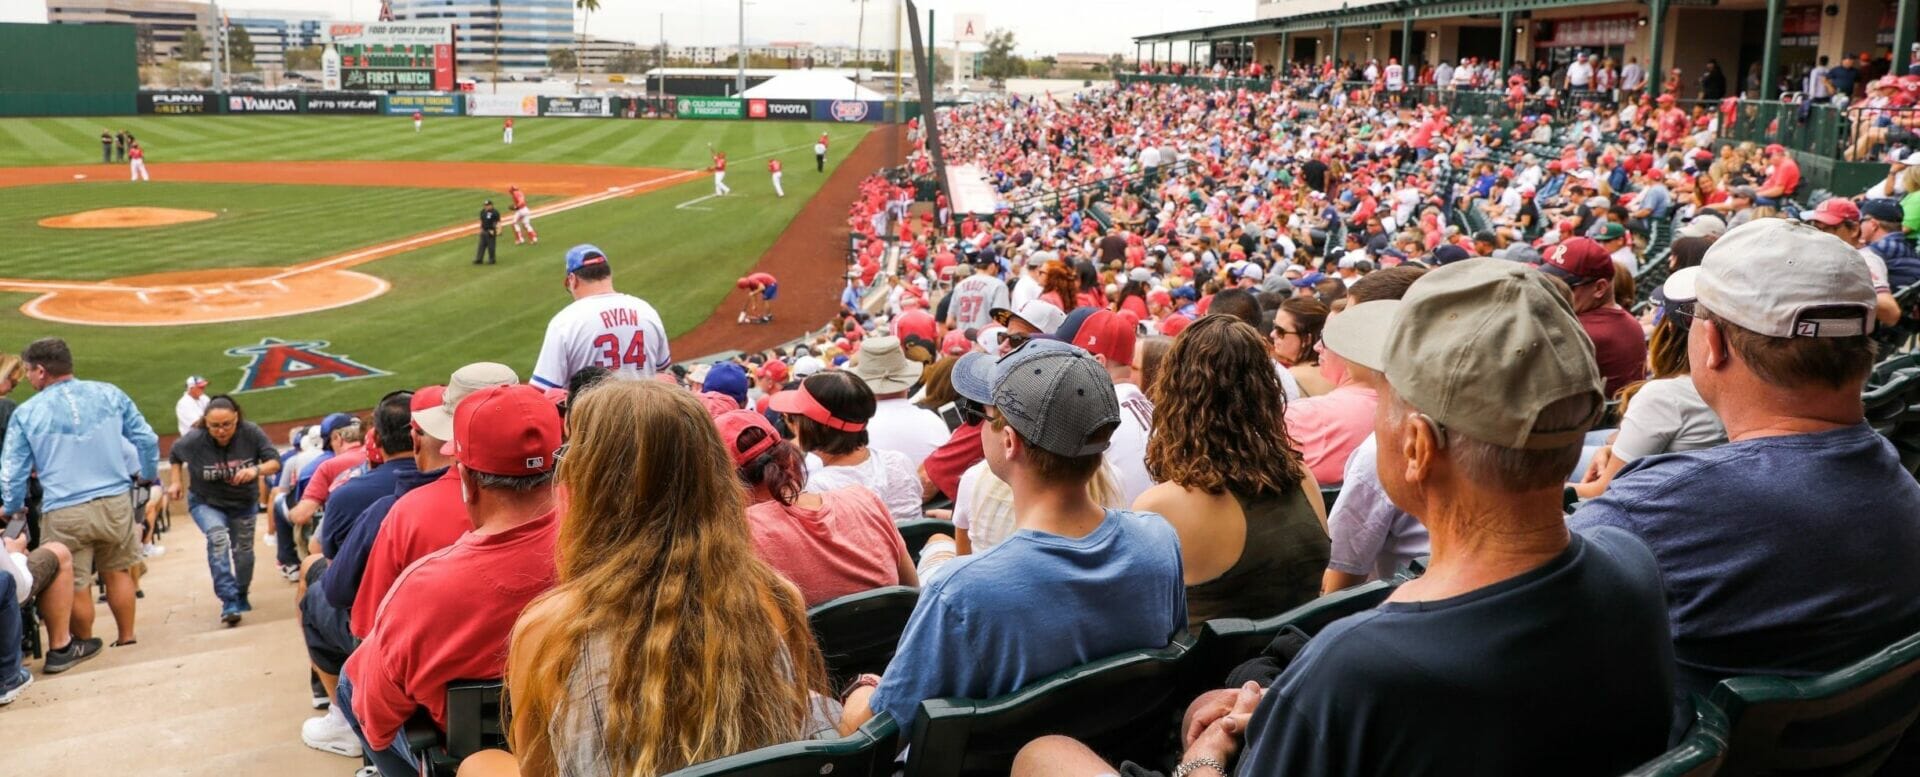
[110,640,137,647]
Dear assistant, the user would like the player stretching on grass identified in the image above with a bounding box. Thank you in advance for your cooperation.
[710,146,731,196]
[509,185,537,244]
[769,158,784,197]
[736,272,777,324]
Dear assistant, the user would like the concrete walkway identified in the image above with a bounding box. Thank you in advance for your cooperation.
[7,509,352,776]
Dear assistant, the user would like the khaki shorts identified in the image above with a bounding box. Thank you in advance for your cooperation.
[26,546,59,600]
[44,495,140,586]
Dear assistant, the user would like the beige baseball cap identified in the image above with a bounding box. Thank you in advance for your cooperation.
[1383,259,1603,450]
[1318,300,1401,373]
[414,361,519,442]
[1695,219,1875,339]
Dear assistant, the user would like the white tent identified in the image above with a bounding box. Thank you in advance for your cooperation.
[739,71,887,101]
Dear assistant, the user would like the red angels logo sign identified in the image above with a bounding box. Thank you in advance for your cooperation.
[225,338,388,393]
[831,100,871,122]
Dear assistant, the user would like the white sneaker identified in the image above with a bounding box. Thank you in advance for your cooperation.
[142,543,165,558]
[302,707,364,758]
[354,767,380,777]
[263,533,277,548]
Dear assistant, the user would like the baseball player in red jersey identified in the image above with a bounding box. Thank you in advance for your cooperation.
[128,141,149,181]
[736,272,778,324]
[710,148,731,196]
[768,158,784,197]
[508,185,537,244]
[412,111,422,132]
[503,117,514,144]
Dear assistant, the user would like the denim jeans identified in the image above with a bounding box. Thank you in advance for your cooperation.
[186,497,257,608]
[0,573,21,687]
[337,673,418,777]
[271,494,301,569]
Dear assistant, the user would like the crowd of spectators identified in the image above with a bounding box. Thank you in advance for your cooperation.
[2,72,1919,777]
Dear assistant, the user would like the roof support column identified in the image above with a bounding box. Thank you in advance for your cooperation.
[1499,9,1515,78]
[1400,18,1414,68]
[1280,30,1291,68]
[1647,0,1667,97]
[1331,23,1342,70]
[1896,0,1917,77]
[1760,0,1786,98]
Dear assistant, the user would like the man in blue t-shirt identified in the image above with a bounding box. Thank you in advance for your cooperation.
[839,339,1187,733]
[1572,220,1920,704]
[1015,263,1675,777]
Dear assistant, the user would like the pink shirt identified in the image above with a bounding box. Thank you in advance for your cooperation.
[747,486,907,606]
[1284,383,1379,486]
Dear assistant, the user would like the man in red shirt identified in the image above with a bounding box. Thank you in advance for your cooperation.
[768,157,784,197]
[338,384,561,777]
[1755,143,1801,206]
[1534,237,1647,399]
[1655,94,1689,149]
[736,271,778,325]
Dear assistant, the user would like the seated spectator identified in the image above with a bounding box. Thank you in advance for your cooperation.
[1321,287,1431,591]
[840,340,1186,732]
[1017,259,1675,777]
[165,395,280,626]
[992,299,1068,339]
[774,371,924,522]
[462,380,841,777]
[2,533,95,673]
[1535,237,1648,399]
[1271,298,1333,397]
[339,384,563,777]
[918,356,985,503]
[1574,268,1726,499]
[1064,309,1156,504]
[851,336,949,465]
[1283,306,1383,486]
[1136,315,1328,631]
[287,413,367,539]
[716,407,917,605]
[1572,220,1920,707]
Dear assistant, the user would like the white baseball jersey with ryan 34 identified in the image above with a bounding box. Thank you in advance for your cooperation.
[531,292,671,388]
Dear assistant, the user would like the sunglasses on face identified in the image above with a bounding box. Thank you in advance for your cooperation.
[955,397,991,427]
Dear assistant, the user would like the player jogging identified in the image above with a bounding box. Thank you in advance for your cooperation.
[710,147,731,196]
[768,158,784,197]
[736,272,778,324]
[509,185,537,244]
[814,134,828,171]
[531,244,671,389]
[128,141,149,181]
[412,110,423,132]
[503,117,514,145]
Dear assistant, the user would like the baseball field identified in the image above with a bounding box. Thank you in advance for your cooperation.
[0,115,886,426]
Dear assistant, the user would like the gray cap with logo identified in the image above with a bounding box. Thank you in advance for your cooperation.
[952,339,1120,457]
[1696,219,1874,339]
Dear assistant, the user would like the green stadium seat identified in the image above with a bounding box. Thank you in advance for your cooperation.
[1710,628,1920,775]
[668,715,901,777]
[809,585,919,685]
[404,679,506,777]
[1622,701,1730,777]
[1186,580,1395,698]
[896,518,951,559]
[905,639,1194,777]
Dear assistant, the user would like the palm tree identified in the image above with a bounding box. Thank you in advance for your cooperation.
[575,0,599,87]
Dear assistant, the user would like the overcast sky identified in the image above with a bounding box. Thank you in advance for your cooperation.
[1,0,1246,55]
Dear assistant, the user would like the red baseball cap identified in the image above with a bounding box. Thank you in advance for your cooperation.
[451,384,563,477]
[1765,143,1787,156]
[756,359,790,383]
[941,329,972,357]
[1147,289,1172,308]
[1800,197,1862,226]
[1159,313,1193,337]
[894,309,938,347]
[1071,310,1139,365]
[408,385,446,433]
[712,409,782,468]
[1535,237,1615,285]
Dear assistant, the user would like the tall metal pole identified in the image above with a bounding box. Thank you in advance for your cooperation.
[1646,0,1666,97]
[1279,31,1290,68]
[1896,0,1919,74]
[1499,10,1515,78]
[657,12,664,108]
[1400,18,1413,68]
[1759,0,1784,98]
[1331,24,1342,70]
[735,0,746,95]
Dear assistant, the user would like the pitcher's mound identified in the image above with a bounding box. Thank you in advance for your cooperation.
[21,267,388,326]
[39,207,219,229]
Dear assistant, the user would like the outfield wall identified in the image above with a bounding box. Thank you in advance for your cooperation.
[40,88,917,123]
[0,23,138,117]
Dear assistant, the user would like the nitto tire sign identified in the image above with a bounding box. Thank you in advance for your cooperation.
[139,91,215,114]
[227,93,301,114]
[304,93,383,114]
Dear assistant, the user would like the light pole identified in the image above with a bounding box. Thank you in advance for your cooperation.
[736,0,746,95]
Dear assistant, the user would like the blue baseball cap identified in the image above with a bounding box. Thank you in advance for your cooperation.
[703,362,749,407]
[319,412,359,451]
[1430,245,1471,266]
[565,244,609,274]
[1293,271,1328,288]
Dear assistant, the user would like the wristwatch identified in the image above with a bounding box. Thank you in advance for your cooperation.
[1172,757,1227,777]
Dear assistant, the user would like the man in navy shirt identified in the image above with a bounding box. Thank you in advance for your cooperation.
[840,339,1187,733]
[1572,220,1920,703]
[1015,262,1674,777]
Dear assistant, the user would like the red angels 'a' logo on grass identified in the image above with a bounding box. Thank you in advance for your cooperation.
[225,338,388,393]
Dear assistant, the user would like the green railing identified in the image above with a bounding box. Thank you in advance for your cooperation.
[1722,100,1848,158]
[1116,73,1275,91]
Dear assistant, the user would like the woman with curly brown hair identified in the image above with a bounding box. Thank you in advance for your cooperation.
[1037,260,1079,311]
[1134,315,1331,631]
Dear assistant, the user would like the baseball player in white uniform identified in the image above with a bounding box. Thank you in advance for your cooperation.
[530,244,671,389]
[509,185,537,244]
[711,149,731,196]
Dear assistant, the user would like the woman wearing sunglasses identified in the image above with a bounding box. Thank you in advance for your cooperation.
[772,371,925,522]
[166,394,280,626]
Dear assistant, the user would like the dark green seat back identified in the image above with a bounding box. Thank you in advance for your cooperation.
[905,640,1192,777]
[808,586,919,686]
[895,519,950,560]
[1186,580,1395,692]
[444,679,508,762]
[1713,629,1920,775]
[669,715,900,777]
[1624,700,1730,777]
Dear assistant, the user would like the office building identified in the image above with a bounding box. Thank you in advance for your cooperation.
[387,0,573,74]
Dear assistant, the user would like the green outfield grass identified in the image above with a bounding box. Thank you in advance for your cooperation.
[0,182,554,281]
[1,116,878,425]
[0,116,853,169]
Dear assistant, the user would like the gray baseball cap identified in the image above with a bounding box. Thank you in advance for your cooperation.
[1696,219,1874,339]
[414,361,519,441]
[952,339,1120,457]
[1383,259,1602,450]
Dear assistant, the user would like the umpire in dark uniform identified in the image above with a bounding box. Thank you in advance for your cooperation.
[475,200,500,265]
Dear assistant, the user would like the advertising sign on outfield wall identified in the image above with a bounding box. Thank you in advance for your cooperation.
[811,99,885,122]
[539,96,612,117]
[385,92,463,116]
[138,91,217,114]
[325,22,457,91]
[225,92,302,114]
[303,93,384,114]
[467,93,539,117]
[676,96,743,120]
[746,98,813,120]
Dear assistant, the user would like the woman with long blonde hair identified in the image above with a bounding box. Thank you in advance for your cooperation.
[464,380,836,777]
